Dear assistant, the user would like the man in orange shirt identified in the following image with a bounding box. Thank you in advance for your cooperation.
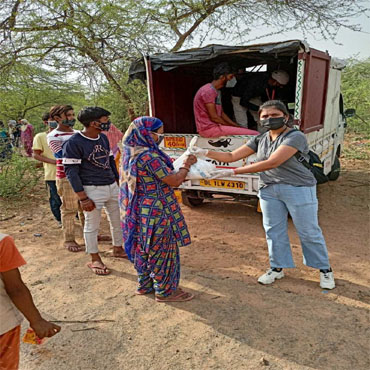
[0,233,60,369]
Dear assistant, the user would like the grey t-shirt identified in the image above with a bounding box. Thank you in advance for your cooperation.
[246,129,316,189]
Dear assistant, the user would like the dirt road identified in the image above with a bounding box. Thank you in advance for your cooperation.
[1,155,369,370]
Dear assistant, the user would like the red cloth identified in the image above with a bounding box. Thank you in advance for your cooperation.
[102,124,123,153]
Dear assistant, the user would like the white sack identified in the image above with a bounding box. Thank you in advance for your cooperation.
[173,137,216,180]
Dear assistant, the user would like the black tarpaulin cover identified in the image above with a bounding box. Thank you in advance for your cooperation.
[129,40,308,81]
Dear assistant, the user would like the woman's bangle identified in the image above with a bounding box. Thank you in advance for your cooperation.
[79,197,89,202]
[179,167,190,172]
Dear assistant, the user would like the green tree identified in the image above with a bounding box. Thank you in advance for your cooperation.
[0,62,86,131]
[0,0,368,119]
[341,58,370,135]
[92,76,148,131]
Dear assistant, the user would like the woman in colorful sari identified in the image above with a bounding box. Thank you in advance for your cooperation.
[120,116,196,302]
[20,119,34,157]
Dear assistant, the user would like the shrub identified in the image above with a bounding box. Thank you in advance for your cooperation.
[0,153,41,198]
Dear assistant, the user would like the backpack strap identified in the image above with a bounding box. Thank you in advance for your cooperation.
[255,129,311,169]
[294,151,312,169]
[281,129,313,169]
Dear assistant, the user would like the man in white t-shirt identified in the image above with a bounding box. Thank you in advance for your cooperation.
[47,105,84,252]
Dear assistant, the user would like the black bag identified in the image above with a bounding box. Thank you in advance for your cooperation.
[294,150,329,184]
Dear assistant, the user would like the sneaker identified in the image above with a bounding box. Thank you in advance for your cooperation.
[320,270,335,290]
[258,268,284,285]
[57,221,62,228]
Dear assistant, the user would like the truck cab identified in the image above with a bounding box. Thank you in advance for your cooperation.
[129,40,346,206]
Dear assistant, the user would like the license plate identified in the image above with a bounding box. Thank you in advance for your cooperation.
[199,179,245,190]
[164,137,186,149]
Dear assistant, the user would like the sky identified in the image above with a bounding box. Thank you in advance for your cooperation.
[206,8,370,60]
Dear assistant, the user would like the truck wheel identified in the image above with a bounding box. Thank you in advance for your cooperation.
[328,156,340,181]
[181,192,204,207]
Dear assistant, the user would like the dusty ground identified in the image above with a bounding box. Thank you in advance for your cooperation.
[1,142,369,370]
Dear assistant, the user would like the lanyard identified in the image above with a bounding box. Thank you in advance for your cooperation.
[266,88,275,100]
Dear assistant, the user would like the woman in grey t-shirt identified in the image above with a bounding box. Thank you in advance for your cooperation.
[190,100,335,290]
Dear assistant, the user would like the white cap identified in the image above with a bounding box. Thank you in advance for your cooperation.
[271,70,290,85]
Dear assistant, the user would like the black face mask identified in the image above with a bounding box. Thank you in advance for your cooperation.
[156,135,164,145]
[62,119,76,127]
[48,121,58,129]
[260,117,286,130]
[96,120,111,131]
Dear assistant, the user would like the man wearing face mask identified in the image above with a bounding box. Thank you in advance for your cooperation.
[193,62,259,137]
[47,105,85,252]
[32,112,62,226]
[63,107,126,275]
[231,70,290,131]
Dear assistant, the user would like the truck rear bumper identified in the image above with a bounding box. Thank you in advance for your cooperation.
[179,175,260,196]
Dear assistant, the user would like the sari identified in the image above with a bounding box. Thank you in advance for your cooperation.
[20,120,33,157]
[119,117,191,296]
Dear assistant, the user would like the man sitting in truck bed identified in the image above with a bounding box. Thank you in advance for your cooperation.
[231,70,290,131]
[193,63,259,138]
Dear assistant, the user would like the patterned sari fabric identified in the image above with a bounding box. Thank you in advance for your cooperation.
[119,117,191,297]
[20,121,33,157]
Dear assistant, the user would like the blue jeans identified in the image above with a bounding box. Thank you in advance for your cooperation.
[258,184,330,270]
[46,181,62,222]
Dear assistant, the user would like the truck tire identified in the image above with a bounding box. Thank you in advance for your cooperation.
[181,192,204,207]
[328,156,340,181]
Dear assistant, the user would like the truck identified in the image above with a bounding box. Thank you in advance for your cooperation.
[129,40,354,206]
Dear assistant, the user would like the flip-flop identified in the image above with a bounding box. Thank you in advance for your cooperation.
[155,289,194,303]
[113,253,129,259]
[87,262,111,276]
[97,235,112,242]
[104,250,129,259]
[65,242,84,253]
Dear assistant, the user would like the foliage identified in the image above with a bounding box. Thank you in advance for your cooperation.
[0,0,367,120]
[0,62,87,133]
[342,133,370,161]
[0,152,42,198]
[341,58,370,136]
[93,77,147,131]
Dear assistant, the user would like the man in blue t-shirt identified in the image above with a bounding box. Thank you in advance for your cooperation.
[63,107,127,275]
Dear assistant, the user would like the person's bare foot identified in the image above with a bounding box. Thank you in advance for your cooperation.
[64,241,84,253]
[112,246,128,259]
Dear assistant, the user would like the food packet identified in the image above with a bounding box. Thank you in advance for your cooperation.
[173,137,216,180]
[22,328,48,345]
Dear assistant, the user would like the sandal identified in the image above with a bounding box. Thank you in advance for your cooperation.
[64,241,84,253]
[87,262,111,276]
[155,288,194,303]
[112,246,129,259]
[97,235,112,242]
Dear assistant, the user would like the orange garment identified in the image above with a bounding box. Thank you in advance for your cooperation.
[0,234,26,370]
[115,151,121,173]
[0,235,26,273]
[0,325,20,370]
